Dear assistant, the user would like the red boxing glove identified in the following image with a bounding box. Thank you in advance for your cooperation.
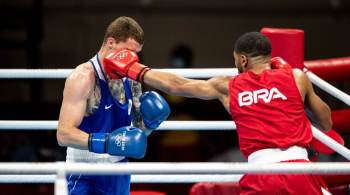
[310,129,345,155]
[103,49,150,82]
[271,57,292,69]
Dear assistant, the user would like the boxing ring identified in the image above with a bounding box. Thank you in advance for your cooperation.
[1,28,350,195]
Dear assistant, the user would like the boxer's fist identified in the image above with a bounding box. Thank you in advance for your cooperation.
[310,129,344,155]
[271,57,292,69]
[103,49,150,82]
[89,126,147,159]
[140,91,170,129]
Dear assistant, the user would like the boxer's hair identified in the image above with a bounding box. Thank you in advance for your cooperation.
[234,32,271,58]
[104,16,144,45]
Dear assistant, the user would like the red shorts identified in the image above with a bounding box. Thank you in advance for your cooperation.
[239,160,328,195]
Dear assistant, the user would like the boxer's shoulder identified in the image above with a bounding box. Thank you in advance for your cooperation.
[289,68,310,101]
[211,76,231,92]
[292,68,308,87]
[220,76,232,82]
[292,68,304,78]
[64,63,96,98]
[68,63,95,83]
[210,76,231,84]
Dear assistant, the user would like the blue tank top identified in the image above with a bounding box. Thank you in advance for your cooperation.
[79,54,133,133]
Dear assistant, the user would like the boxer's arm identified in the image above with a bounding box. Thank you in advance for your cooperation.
[56,66,94,149]
[296,70,332,131]
[143,70,229,100]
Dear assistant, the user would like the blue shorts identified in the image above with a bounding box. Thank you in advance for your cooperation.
[67,159,130,195]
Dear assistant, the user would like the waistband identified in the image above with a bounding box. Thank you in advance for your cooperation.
[66,147,125,163]
[248,146,309,164]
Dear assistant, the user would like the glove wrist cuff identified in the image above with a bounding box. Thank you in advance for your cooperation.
[144,120,159,130]
[139,67,150,82]
[127,63,150,82]
[88,133,107,153]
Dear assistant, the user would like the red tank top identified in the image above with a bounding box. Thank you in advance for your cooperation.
[229,68,312,158]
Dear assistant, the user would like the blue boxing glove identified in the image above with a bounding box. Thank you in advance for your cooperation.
[88,126,147,159]
[140,91,171,129]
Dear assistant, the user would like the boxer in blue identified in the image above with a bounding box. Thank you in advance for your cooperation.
[57,16,170,195]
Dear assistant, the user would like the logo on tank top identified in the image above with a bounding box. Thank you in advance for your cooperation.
[105,104,113,110]
[238,87,287,107]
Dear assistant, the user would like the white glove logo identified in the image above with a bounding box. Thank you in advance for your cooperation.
[114,131,126,151]
[117,50,128,60]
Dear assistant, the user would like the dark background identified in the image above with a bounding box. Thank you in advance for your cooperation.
[0,0,349,194]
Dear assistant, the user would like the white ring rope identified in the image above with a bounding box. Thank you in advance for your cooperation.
[0,68,348,106]
[0,120,236,130]
[0,174,243,183]
[0,120,349,160]
[311,126,350,160]
[0,162,349,174]
[0,69,72,79]
[305,70,350,106]
[0,68,237,79]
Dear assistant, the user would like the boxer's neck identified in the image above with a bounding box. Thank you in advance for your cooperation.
[247,57,271,74]
[249,63,271,74]
[97,48,108,75]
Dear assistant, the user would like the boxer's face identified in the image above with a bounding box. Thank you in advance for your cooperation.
[106,37,143,53]
[233,52,248,73]
[117,38,143,53]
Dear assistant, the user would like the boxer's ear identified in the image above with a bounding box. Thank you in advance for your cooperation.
[241,55,248,69]
[105,37,117,50]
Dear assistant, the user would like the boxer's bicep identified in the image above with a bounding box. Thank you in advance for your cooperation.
[182,77,228,100]
[59,89,86,131]
[144,70,222,100]
[179,79,218,99]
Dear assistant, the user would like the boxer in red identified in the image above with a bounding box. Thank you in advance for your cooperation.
[103,32,335,194]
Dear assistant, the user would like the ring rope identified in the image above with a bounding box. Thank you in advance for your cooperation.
[311,126,350,160]
[0,174,243,183]
[305,70,350,106]
[0,162,349,174]
[0,68,237,79]
[0,121,349,160]
[0,68,348,106]
[0,120,235,130]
